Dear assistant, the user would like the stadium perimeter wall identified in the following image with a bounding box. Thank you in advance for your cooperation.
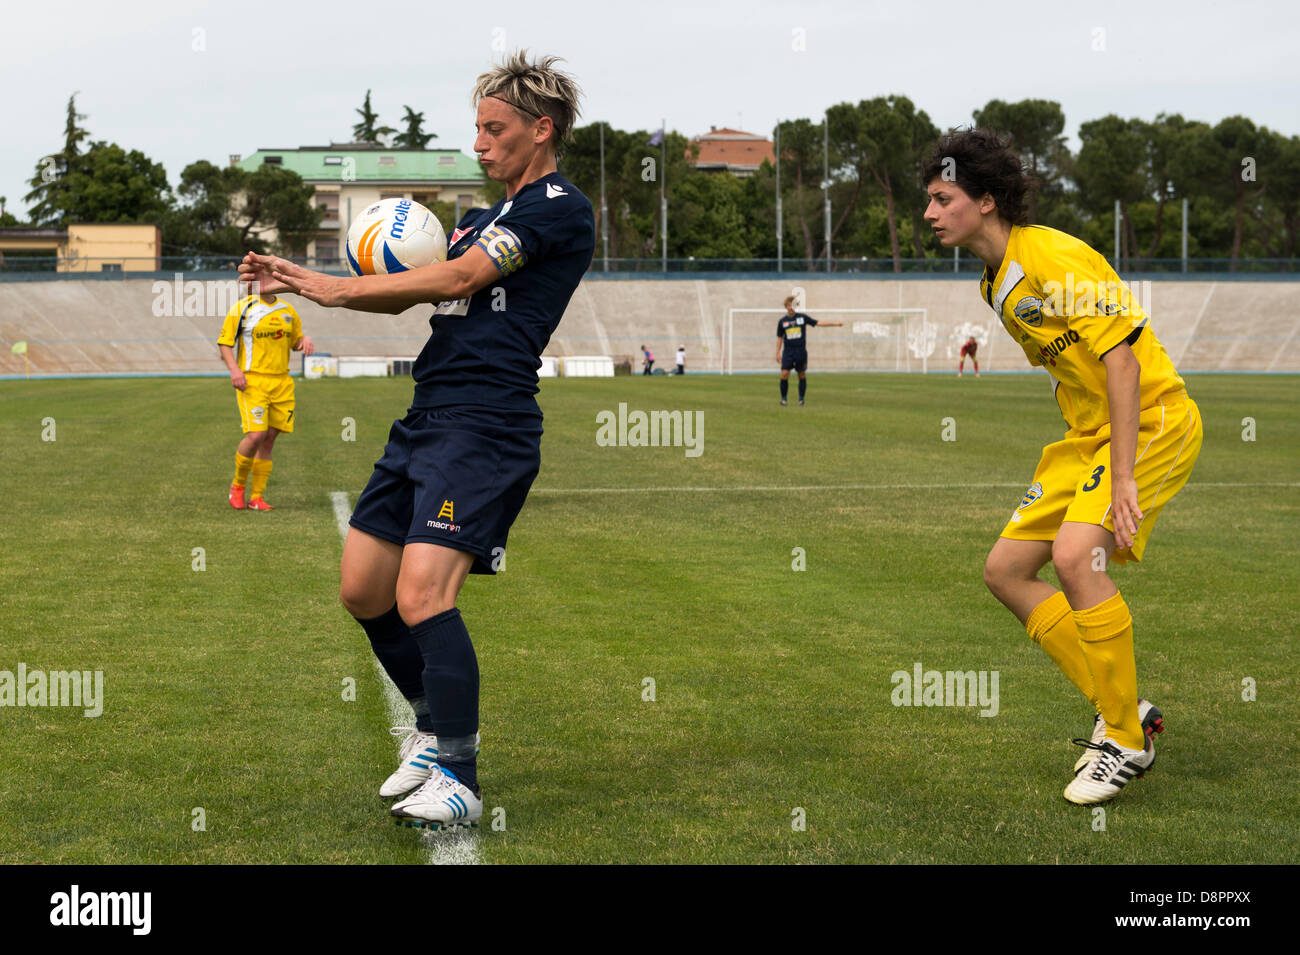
[1,276,1297,376]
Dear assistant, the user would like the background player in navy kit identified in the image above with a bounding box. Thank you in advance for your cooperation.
[237,52,593,830]
[776,295,841,405]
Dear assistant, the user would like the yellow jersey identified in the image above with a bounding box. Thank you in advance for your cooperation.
[980,225,1186,433]
[218,295,302,376]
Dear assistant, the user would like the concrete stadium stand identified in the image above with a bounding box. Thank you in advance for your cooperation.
[1,276,1297,377]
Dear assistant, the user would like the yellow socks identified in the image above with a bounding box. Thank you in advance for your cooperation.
[233,453,254,488]
[249,458,273,499]
[1026,591,1098,709]
[1075,591,1144,749]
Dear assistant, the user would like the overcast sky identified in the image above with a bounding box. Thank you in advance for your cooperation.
[3,0,1297,219]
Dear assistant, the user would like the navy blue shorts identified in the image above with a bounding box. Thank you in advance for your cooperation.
[781,354,808,372]
[348,406,543,575]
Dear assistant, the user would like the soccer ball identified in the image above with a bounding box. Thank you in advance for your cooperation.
[345,198,447,276]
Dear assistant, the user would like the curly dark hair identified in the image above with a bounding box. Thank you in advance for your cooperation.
[921,128,1030,226]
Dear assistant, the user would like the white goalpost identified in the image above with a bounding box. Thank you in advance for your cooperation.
[725,307,933,374]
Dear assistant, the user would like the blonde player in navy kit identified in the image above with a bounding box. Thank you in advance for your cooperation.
[923,129,1201,805]
[239,52,594,829]
[777,295,842,405]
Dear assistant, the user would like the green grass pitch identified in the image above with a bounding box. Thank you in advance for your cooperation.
[0,372,1295,864]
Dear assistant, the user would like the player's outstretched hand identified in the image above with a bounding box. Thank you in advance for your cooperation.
[237,252,293,295]
[1111,475,1143,550]
[264,256,348,308]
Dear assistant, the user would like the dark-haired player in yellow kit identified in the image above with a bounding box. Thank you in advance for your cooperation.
[923,129,1202,805]
[218,291,314,510]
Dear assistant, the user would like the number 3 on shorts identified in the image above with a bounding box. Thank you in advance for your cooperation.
[1082,464,1105,492]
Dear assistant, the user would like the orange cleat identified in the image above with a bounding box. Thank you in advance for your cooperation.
[229,483,246,509]
[247,496,275,511]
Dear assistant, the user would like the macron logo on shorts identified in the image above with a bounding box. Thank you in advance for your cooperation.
[426,499,460,533]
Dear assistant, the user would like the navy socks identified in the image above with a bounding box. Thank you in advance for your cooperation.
[410,608,480,791]
[355,604,427,716]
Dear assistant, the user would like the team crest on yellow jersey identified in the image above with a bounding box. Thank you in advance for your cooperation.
[1013,296,1044,327]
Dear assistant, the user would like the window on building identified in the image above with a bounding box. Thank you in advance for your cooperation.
[315,240,339,264]
[438,155,456,165]
[324,156,343,166]
[263,156,282,165]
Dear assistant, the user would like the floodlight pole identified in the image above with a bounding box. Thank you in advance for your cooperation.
[775,121,782,273]
[1114,199,1121,269]
[600,122,609,271]
[660,117,667,274]
[823,115,831,273]
[1181,197,1189,274]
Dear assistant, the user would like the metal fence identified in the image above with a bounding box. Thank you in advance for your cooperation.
[2,255,1298,278]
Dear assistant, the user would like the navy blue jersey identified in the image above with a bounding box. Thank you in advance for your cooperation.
[777,312,818,354]
[412,172,595,410]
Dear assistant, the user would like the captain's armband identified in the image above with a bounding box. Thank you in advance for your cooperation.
[474,225,528,277]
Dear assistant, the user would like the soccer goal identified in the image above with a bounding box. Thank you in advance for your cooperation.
[724,308,933,374]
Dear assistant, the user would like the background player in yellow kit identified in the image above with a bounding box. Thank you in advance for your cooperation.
[218,290,315,510]
[922,129,1202,805]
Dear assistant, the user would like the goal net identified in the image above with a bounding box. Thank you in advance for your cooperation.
[725,308,935,374]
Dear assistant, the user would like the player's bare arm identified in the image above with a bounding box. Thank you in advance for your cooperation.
[238,247,503,314]
[292,335,316,356]
[219,344,246,390]
[1102,342,1143,549]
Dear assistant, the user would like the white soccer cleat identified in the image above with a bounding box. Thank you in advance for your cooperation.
[379,726,440,798]
[380,726,481,798]
[390,765,482,829]
[1074,699,1164,775]
[1064,736,1155,805]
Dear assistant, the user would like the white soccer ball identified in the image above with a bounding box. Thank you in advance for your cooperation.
[345,198,447,276]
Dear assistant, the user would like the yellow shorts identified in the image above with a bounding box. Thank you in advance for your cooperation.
[1001,392,1202,563]
[236,373,295,434]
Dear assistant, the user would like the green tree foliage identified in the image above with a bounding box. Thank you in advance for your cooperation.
[23,93,93,226]
[829,96,936,271]
[774,117,827,267]
[1260,132,1300,259]
[394,107,437,149]
[352,90,397,145]
[1075,115,1148,264]
[163,160,321,257]
[28,140,170,226]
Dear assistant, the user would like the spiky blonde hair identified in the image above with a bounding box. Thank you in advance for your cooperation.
[472,51,583,152]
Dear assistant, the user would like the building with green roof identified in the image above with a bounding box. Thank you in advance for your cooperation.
[235,145,486,264]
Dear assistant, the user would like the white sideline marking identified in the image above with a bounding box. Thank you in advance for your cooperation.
[530,481,1299,495]
[330,491,482,867]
